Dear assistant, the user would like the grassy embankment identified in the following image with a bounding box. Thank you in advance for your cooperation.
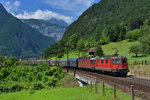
[0,74,140,100]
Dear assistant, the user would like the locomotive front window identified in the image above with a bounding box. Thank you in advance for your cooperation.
[113,59,121,64]
[97,60,99,63]
[122,58,127,64]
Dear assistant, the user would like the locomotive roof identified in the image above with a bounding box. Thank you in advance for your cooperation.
[98,56,127,59]
[59,59,67,61]
[70,58,79,61]
[79,57,96,60]
[79,55,127,60]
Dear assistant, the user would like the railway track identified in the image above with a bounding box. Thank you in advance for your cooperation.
[65,68,150,100]
[123,76,150,87]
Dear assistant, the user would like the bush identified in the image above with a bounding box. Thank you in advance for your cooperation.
[14,61,23,66]
[2,57,18,68]
[10,84,23,92]
[1,68,9,78]
[0,85,9,93]
[8,57,18,63]
[0,62,66,93]
[33,82,43,90]
[47,76,58,87]
[2,60,13,68]
[0,73,3,80]
[125,29,141,41]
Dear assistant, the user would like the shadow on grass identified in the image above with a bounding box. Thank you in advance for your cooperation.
[131,55,146,58]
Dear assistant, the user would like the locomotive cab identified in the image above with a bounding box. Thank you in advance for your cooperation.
[121,58,128,68]
[112,57,129,76]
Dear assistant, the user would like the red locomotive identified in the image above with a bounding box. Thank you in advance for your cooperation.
[78,55,129,76]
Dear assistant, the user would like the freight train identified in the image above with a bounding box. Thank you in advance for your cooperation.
[24,55,129,77]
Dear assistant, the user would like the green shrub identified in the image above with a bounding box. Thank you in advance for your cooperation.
[0,85,9,93]
[33,82,43,90]
[0,62,66,93]
[42,76,49,83]
[2,60,13,68]
[14,61,23,66]
[10,84,23,92]
[125,29,141,41]
[47,76,58,87]
[0,73,3,80]
[1,68,9,78]
[2,57,18,68]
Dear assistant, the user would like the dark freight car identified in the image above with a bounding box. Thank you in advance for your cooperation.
[59,59,68,67]
[70,58,79,68]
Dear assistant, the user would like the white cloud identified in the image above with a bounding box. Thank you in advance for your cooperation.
[14,1,20,7]
[13,9,73,23]
[43,0,95,15]
[43,0,95,11]
[6,1,10,6]
[3,1,20,12]
[44,0,95,11]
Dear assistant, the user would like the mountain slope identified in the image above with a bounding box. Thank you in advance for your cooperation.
[0,3,55,57]
[21,19,67,42]
[62,0,150,42]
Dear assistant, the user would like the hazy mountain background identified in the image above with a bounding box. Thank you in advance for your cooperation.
[21,19,67,42]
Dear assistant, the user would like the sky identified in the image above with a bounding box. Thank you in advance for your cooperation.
[0,0,100,24]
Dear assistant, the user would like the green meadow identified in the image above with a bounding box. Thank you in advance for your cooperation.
[0,83,140,100]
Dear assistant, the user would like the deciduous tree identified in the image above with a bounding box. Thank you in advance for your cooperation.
[68,34,78,49]
[77,40,85,57]
[129,43,142,57]
[95,45,104,57]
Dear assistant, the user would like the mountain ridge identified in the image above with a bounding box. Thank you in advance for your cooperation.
[21,19,67,42]
[47,18,68,26]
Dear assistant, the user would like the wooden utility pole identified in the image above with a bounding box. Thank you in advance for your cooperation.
[103,82,105,96]
[66,42,70,73]
[67,43,69,67]
[114,84,116,99]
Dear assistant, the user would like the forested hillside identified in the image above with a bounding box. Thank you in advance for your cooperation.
[43,0,150,59]
[0,3,55,57]
[63,0,150,42]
